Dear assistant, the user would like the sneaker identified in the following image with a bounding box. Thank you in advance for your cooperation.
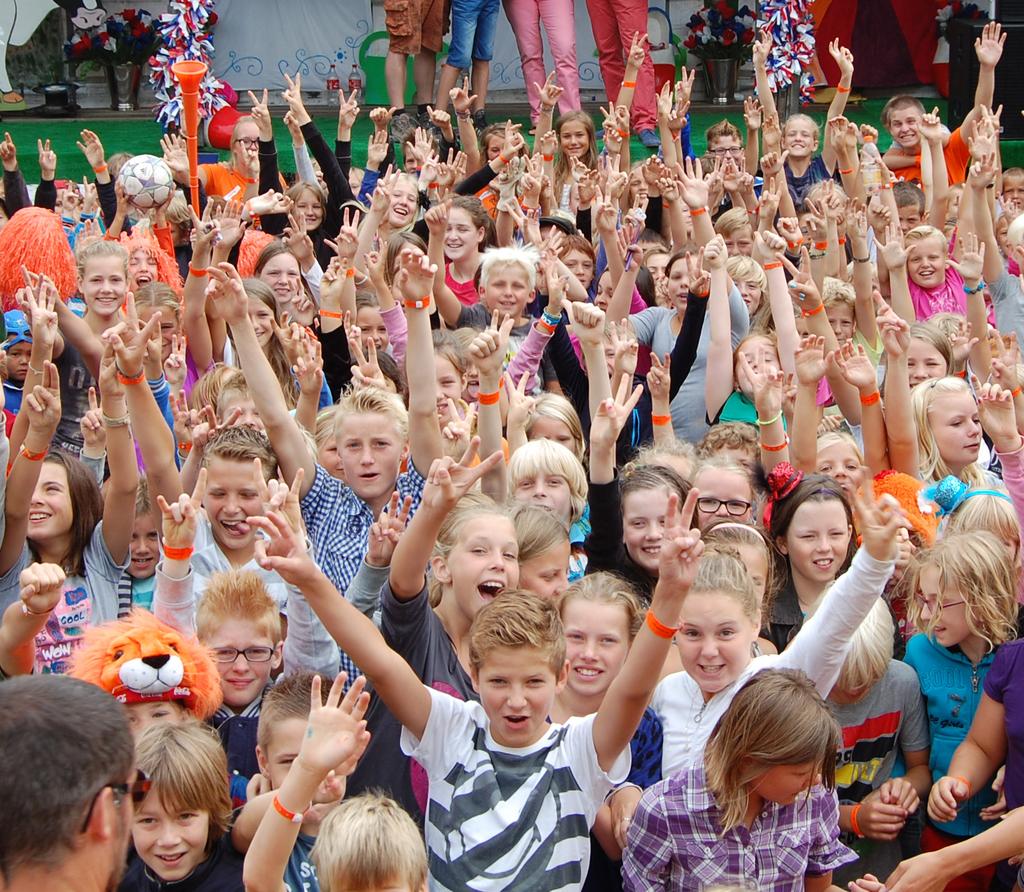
[472,109,487,133]
[638,129,661,149]
[390,110,418,144]
[417,108,443,143]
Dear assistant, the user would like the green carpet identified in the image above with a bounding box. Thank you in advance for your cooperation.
[3,98,1021,183]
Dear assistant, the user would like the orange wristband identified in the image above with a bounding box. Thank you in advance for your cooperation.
[345,267,356,278]
[760,436,790,452]
[838,167,854,175]
[645,609,677,639]
[403,297,431,310]
[652,414,672,426]
[116,368,145,386]
[850,804,864,837]
[542,153,554,162]
[953,775,973,797]
[272,795,304,824]
[477,389,501,406]
[814,241,828,251]
[689,206,707,217]
[93,163,109,175]
[188,263,208,278]
[1012,386,1023,398]
[319,309,343,319]
[801,303,825,318]
[763,261,783,271]
[836,85,851,94]
[838,236,847,246]
[787,239,804,250]
[162,545,194,561]
[860,390,881,406]
[19,444,47,462]
[622,80,637,89]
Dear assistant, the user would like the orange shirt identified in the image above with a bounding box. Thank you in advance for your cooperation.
[198,162,254,199]
[893,127,972,187]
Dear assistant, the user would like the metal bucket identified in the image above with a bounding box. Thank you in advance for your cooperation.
[702,57,739,104]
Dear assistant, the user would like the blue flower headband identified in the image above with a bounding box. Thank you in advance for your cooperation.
[920,475,1013,517]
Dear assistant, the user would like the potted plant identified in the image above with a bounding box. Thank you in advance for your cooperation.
[684,1,756,103]
[64,8,161,110]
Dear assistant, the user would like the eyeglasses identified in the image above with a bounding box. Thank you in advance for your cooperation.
[212,646,276,664]
[233,137,260,148]
[914,594,966,612]
[697,497,752,517]
[707,147,743,157]
[80,769,151,832]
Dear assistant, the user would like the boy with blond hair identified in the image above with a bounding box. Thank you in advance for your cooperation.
[249,456,706,890]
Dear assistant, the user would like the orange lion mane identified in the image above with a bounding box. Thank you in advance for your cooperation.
[70,609,222,719]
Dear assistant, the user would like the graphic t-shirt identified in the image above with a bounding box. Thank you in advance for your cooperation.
[0,523,126,674]
[283,832,317,892]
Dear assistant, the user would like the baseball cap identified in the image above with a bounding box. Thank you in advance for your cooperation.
[3,310,30,348]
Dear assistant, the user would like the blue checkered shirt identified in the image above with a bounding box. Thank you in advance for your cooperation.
[300,462,427,675]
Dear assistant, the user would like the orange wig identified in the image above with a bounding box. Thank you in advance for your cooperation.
[0,208,77,310]
[237,229,276,278]
[120,229,184,294]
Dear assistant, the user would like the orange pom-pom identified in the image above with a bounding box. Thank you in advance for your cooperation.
[0,208,77,310]
[872,470,938,547]
[237,229,275,278]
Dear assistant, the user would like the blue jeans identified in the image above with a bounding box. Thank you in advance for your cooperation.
[445,0,500,68]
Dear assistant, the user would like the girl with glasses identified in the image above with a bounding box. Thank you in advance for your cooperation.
[903,531,1020,890]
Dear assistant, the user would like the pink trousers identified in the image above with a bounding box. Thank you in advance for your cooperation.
[584,0,656,131]
[501,0,581,121]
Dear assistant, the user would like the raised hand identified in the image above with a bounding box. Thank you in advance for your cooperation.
[19,563,66,618]
[337,87,360,132]
[420,438,504,512]
[655,488,703,593]
[296,673,371,778]
[646,352,671,405]
[247,88,273,139]
[79,387,107,454]
[449,77,478,116]
[675,156,709,210]
[157,468,207,550]
[469,311,515,380]
[206,262,250,326]
[975,380,1021,452]
[591,372,644,450]
[975,20,1006,68]
[566,300,605,350]
[794,334,827,386]
[535,71,564,109]
[23,361,61,435]
[739,350,784,421]
[0,131,16,171]
[834,342,878,393]
[76,129,106,172]
[827,38,854,79]
[743,96,763,132]
[852,478,904,562]
[367,492,414,569]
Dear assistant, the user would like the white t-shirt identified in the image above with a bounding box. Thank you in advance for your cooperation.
[401,686,630,891]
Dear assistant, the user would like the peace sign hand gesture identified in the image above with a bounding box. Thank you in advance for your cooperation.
[157,468,207,551]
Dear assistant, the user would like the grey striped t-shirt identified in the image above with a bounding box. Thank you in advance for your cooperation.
[401,687,630,891]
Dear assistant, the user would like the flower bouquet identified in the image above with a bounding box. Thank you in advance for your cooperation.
[684,1,757,60]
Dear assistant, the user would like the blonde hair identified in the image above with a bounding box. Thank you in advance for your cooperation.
[904,224,947,253]
[908,321,953,375]
[911,376,986,485]
[693,455,755,496]
[703,521,777,615]
[822,277,855,311]
[314,406,339,452]
[816,430,864,467]
[313,793,427,892]
[726,255,768,328]
[690,547,760,624]
[512,503,570,564]
[468,590,565,674]
[195,570,282,644]
[835,600,894,693]
[783,112,821,144]
[135,281,182,325]
[714,207,753,238]
[75,238,128,279]
[479,246,539,292]
[428,494,514,606]
[631,441,697,481]
[944,491,1021,558]
[165,191,191,227]
[558,572,643,640]
[202,425,278,481]
[335,386,409,443]
[705,670,839,833]
[190,365,244,413]
[508,439,587,525]
[134,721,232,848]
[930,313,968,374]
[907,531,1019,651]
[526,394,586,463]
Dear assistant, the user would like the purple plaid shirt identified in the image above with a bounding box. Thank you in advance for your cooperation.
[622,765,854,891]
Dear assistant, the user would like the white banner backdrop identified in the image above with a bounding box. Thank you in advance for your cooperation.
[207,0,697,100]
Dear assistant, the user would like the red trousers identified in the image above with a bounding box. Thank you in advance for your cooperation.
[583,0,656,131]
[920,824,998,891]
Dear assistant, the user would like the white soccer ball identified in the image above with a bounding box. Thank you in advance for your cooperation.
[116,154,176,211]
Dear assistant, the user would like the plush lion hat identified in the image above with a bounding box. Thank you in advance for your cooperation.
[70,609,222,719]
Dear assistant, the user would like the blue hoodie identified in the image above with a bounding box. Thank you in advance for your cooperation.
[904,633,998,838]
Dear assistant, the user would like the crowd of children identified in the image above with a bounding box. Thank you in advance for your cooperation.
[1,15,1024,892]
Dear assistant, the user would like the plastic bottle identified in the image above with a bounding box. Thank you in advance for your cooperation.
[860,135,885,195]
[326,62,340,103]
[347,62,362,98]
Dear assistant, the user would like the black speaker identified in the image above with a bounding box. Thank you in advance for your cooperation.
[996,0,1024,23]
[947,19,1024,139]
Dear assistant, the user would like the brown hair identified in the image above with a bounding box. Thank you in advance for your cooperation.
[450,195,496,250]
[190,365,245,413]
[257,671,323,751]
[469,590,566,674]
[242,277,298,408]
[31,453,104,576]
[697,422,759,462]
[558,572,643,640]
[767,475,854,581]
[706,670,840,833]
[134,720,233,850]
[881,95,925,128]
[202,425,278,481]
[705,120,742,146]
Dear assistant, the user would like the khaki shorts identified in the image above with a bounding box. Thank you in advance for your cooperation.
[384,0,448,55]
